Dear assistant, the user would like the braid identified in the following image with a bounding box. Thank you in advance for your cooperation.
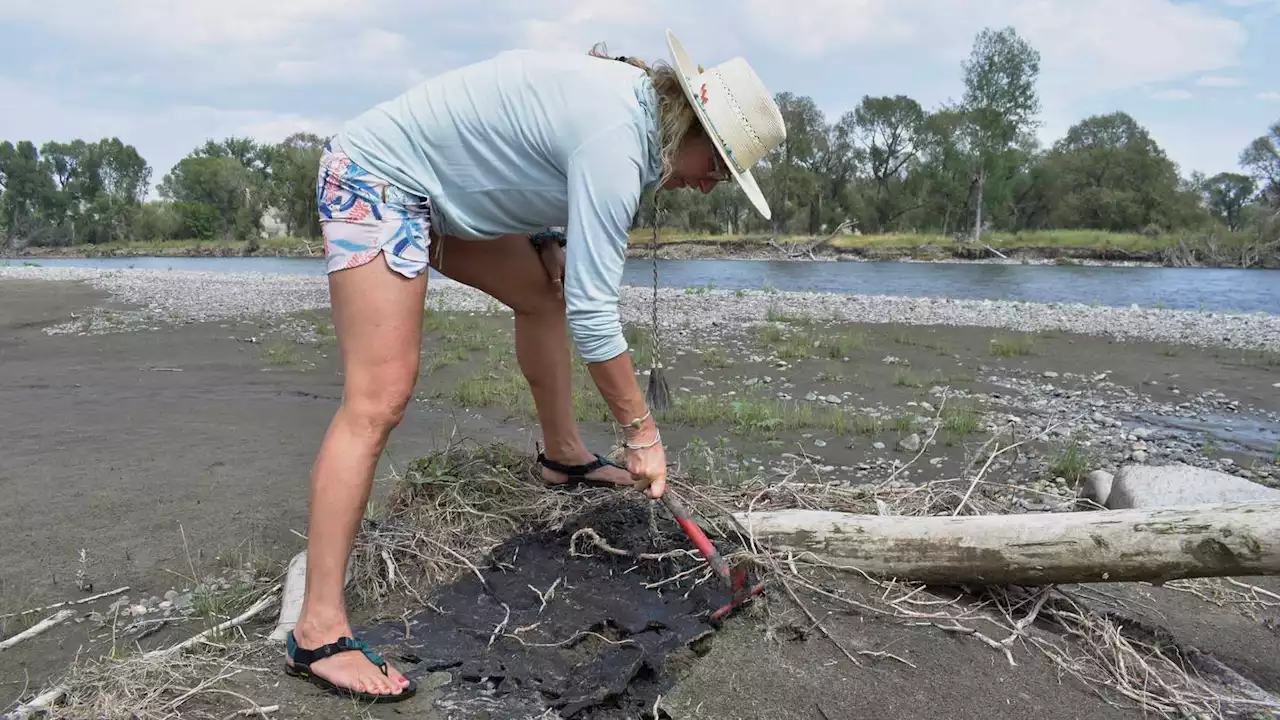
[584,40,700,189]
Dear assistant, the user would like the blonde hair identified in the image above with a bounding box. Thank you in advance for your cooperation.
[588,42,704,188]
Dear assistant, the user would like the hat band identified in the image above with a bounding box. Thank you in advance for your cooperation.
[694,73,763,175]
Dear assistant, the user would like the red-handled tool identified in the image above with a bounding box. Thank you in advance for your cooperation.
[659,491,766,624]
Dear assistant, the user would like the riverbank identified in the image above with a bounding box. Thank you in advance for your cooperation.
[7,228,1277,268]
[1,267,1278,718]
[2,265,1278,351]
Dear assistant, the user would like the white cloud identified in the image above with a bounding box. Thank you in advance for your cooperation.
[0,78,337,190]
[1151,89,1194,100]
[521,0,656,53]
[0,0,429,91]
[742,0,917,57]
[1196,75,1247,86]
[738,0,1245,97]
[1258,91,1280,101]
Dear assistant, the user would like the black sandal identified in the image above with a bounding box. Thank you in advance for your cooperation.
[538,449,630,489]
[285,631,417,704]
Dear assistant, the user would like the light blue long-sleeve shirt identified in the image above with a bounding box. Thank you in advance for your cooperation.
[338,49,662,363]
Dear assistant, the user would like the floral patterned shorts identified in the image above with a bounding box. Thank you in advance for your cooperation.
[315,136,432,277]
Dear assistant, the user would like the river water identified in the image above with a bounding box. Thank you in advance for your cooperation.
[4,256,1278,315]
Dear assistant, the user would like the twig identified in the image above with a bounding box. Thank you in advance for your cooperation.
[218,704,280,720]
[3,685,66,720]
[953,415,1079,516]
[0,586,130,621]
[486,603,511,649]
[528,578,561,614]
[1225,578,1280,603]
[923,621,1017,666]
[569,527,699,562]
[0,610,77,652]
[502,630,639,649]
[143,585,281,659]
[879,392,949,488]
[774,573,860,667]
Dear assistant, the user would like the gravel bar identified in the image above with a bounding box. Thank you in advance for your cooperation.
[2,266,1277,351]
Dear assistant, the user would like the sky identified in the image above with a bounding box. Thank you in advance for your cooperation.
[1,0,1277,192]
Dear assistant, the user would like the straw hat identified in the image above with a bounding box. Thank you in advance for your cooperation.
[665,29,785,220]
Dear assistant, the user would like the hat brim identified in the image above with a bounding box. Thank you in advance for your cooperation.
[665,29,772,221]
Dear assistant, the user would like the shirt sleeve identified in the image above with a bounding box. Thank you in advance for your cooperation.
[561,125,646,364]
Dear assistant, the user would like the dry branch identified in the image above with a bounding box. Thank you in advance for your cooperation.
[143,585,281,660]
[0,586,129,621]
[735,502,1280,585]
[3,686,66,720]
[0,610,76,652]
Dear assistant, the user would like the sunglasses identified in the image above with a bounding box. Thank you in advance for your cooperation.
[708,150,732,182]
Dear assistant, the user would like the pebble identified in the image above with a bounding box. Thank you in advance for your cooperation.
[898,434,922,452]
[8,266,1274,350]
[1042,371,1059,378]
[873,442,886,450]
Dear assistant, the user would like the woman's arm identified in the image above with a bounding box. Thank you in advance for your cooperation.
[561,125,667,497]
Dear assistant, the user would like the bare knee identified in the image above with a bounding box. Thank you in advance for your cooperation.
[341,380,415,437]
[510,283,565,319]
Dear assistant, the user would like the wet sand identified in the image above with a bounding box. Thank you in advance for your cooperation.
[1,274,1277,719]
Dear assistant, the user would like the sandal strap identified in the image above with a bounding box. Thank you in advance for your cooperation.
[536,451,622,477]
[287,632,389,676]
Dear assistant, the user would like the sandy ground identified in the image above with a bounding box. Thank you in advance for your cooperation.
[1,275,1278,719]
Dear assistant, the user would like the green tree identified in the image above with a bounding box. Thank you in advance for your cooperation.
[767,92,826,235]
[0,141,58,247]
[1203,172,1256,231]
[262,132,325,238]
[851,95,926,231]
[960,26,1042,241]
[1240,121,1279,195]
[159,153,264,242]
[1042,112,1188,232]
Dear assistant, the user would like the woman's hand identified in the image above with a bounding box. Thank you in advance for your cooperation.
[624,419,667,499]
[535,238,566,299]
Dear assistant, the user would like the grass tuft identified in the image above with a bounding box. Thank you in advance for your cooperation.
[989,335,1036,357]
[1047,439,1092,484]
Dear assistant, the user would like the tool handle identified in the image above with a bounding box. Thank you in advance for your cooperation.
[661,493,733,586]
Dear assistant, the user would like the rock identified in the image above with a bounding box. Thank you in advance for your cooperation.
[158,600,173,611]
[163,590,178,602]
[1080,470,1114,506]
[898,434,922,453]
[804,391,818,402]
[825,395,842,404]
[1132,428,1152,439]
[1042,371,1059,379]
[813,439,827,448]
[1106,463,1280,510]
[1131,450,1148,463]
[872,442,886,450]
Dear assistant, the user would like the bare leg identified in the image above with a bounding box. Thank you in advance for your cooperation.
[428,234,631,486]
[290,255,425,696]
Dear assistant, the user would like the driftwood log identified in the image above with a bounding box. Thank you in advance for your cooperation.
[733,502,1280,585]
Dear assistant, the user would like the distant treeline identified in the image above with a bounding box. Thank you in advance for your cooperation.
[1,26,1278,267]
